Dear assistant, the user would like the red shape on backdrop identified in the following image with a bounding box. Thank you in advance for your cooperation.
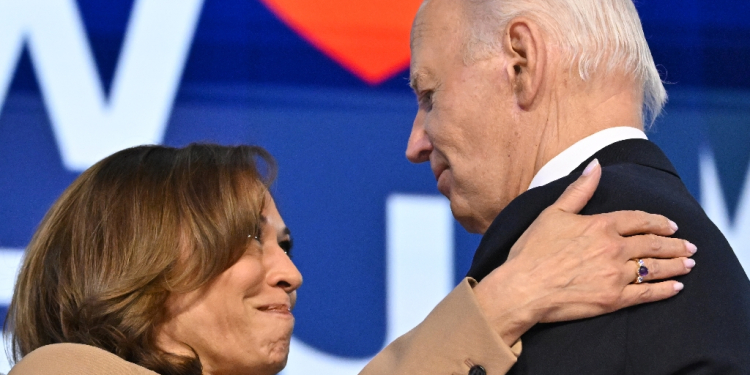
[258,0,423,85]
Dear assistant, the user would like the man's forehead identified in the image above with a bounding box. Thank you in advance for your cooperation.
[410,18,427,52]
[410,0,433,54]
[410,0,465,54]
[409,5,434,92]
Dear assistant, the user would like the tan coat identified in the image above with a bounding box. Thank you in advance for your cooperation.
[8,279,520,375]
[8,343,158,375]
[360,278,521,374]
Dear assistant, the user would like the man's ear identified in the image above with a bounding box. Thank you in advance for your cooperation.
[503,18,545,109]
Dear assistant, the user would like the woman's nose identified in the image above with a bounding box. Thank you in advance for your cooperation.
[266,246,303,292]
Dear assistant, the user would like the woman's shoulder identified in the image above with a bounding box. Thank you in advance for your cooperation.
[8,343,158,375]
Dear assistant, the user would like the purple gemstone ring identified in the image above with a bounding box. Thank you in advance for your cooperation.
[634,259,649,284]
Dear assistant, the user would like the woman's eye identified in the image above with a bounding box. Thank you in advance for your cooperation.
[279,239,293,258]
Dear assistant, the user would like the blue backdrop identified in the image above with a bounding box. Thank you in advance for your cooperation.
[0,0,749,373]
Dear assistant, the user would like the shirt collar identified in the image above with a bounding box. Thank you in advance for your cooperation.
[527,127,648,190]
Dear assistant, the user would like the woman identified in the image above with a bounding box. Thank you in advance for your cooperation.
[4,144,692,375]
[6,144,301,375]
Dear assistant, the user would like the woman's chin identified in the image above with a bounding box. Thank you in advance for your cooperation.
[260,340,292,375]
[262,327,294,369]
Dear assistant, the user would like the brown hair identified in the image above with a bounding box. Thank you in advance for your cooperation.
[4,143,276,374]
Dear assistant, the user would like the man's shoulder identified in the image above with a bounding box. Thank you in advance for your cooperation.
[588,161,696,209]
[577,162,709,228]
[509,157,750,374]
[577,161,750,302]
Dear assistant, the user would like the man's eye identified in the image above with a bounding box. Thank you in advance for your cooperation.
[419,90,434,109]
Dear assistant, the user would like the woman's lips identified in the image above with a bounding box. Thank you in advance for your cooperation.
[258,304,292,316]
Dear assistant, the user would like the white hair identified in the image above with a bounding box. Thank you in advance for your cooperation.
[462,0,667,125]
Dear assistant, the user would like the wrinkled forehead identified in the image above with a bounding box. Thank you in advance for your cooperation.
[409,1,429,51]
[410,0,465,52]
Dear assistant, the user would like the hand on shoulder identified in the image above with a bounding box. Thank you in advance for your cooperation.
[474,160,696,346]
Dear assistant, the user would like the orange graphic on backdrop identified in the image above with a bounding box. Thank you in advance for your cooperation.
[258,0,423,85]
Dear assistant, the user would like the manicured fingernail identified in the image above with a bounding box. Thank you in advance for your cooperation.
[669,220,678,232]
[674,282,684,292]
[684,259,696,269]
[583,159,599,176]
[685,241,697,254]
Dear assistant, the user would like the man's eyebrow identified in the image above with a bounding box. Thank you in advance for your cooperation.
[409,73,420,92]
[409,70,433,93]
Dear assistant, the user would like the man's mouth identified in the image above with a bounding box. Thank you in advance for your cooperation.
[435,167,450,196]
[432,162,448,181]
[431,156,450,196]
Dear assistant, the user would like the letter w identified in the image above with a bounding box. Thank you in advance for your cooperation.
[0,0,204,171]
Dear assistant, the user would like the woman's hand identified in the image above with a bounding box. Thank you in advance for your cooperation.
[473,160,696,347]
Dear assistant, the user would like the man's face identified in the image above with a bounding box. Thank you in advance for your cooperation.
[407,0,537,234]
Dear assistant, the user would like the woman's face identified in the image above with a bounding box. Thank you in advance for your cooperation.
[157,196,303,375]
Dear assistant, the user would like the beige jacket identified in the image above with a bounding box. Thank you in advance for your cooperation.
[9,279,520,375]
[8,343,158,375]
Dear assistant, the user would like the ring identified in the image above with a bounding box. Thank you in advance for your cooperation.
[634,259,649,284]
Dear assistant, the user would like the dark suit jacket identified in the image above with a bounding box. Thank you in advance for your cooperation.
[467,139,750,374]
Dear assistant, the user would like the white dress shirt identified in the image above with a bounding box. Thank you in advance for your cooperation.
[527,127,648,190]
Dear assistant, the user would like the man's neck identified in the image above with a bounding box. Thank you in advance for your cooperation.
[531,79,644,178]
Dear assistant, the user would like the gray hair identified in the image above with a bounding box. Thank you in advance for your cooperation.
[462,0,667,125]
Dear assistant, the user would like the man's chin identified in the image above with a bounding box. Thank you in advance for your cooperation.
[450,204,491,234]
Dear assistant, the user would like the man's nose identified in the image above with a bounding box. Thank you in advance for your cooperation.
[405,114,432,163]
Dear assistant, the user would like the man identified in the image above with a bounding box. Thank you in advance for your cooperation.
[401,0,750,373]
